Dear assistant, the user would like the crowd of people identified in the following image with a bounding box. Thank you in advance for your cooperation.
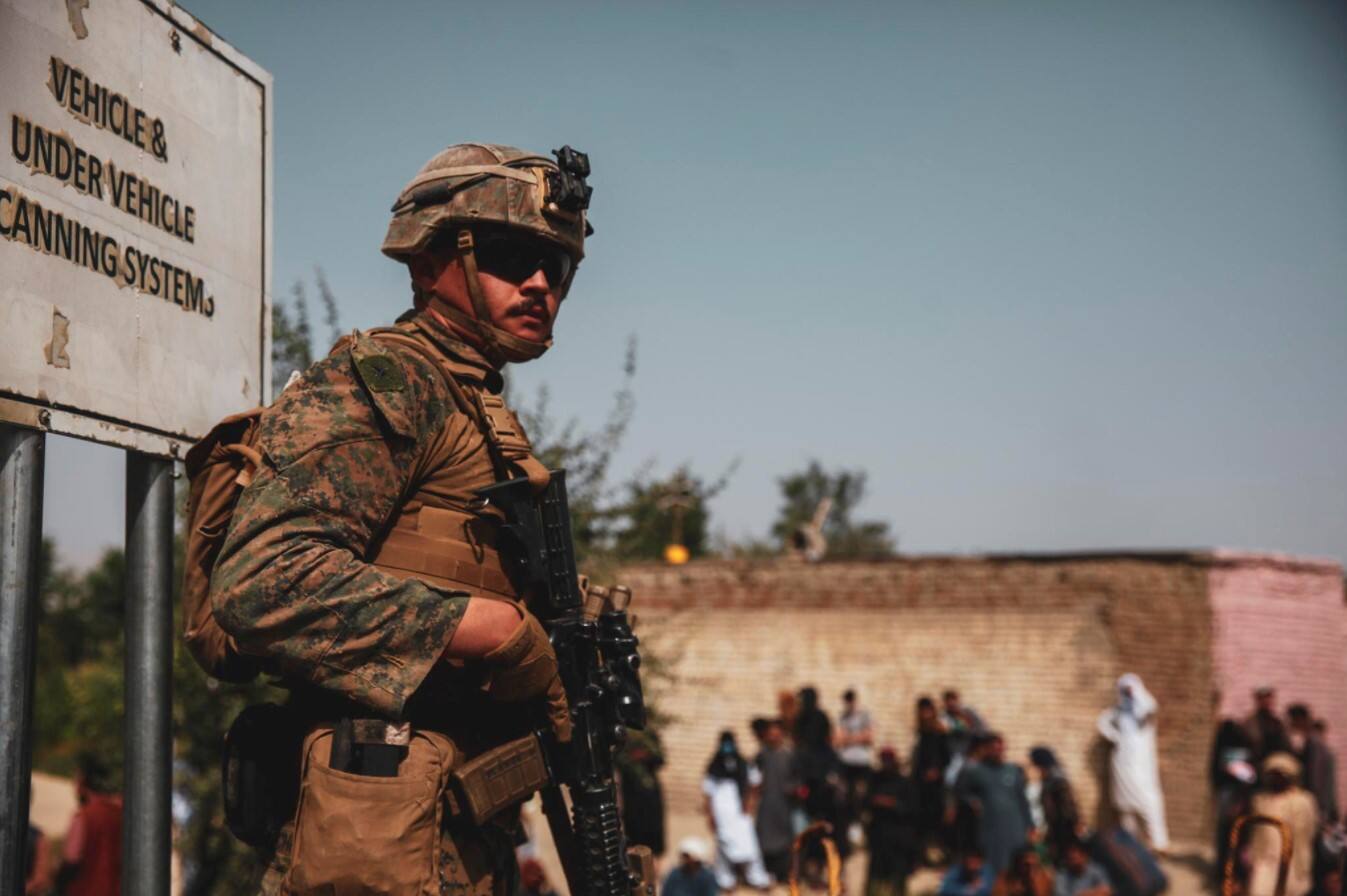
[1212,686,1342,896]
[665,684,1125,896]
[655,678,1346,896]
[22,683,1340,896]
[14,677,1345,896]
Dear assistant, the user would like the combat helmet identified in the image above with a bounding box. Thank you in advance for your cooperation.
[382,143,593,364]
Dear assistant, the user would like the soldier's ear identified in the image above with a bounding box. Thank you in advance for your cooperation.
[407,250,466,296]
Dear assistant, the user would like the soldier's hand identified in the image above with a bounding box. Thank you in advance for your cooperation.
[482,608,572,742]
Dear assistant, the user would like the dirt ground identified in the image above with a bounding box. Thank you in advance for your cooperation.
[521,805,1215,896]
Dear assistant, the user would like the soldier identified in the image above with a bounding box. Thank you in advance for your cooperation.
[210,142,594,895]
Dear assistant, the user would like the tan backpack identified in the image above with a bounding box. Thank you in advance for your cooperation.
[182,407,267,682]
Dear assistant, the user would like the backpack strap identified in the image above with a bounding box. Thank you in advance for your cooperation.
[471,392,551,492]
[364,328,550,492]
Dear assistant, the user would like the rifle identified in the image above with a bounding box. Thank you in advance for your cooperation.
[478,470,655,896]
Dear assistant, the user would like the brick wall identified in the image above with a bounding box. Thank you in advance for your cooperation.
[1207,551,1347,811]
[616,552,1341,845]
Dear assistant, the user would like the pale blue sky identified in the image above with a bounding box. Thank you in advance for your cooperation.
[44,0,1347,567]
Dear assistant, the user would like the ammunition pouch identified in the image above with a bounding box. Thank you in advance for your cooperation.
[448,734,551,825]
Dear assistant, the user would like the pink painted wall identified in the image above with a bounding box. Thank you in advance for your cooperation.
[1208,551,1347,809]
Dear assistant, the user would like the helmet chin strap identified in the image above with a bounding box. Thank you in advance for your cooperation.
[418,229,553,367]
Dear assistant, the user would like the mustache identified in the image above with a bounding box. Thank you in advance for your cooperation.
[506,297,549,318]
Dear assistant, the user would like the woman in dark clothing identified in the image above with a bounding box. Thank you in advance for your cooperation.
[913,696,952,864]
[866,747,919,896]
[794,687,835,765]
[1027,746,1080,862]
[794,687,847,857]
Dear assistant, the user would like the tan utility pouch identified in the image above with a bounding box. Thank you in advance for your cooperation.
[283,726,456,896]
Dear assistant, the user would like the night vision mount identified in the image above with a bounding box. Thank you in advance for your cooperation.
[547,145,593,214]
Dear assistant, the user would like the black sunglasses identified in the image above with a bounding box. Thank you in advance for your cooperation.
[472,235,572,287]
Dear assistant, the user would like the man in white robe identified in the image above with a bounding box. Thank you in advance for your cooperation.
[1097,673,1170,851]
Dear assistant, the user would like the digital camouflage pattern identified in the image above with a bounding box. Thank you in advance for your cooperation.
[212,311,534,894]
[212,318,468,718]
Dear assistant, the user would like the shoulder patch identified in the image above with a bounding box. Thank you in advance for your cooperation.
[355,354,406,392]
[347,333,452,441]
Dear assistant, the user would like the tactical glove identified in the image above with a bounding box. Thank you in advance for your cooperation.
[483,609,572,742]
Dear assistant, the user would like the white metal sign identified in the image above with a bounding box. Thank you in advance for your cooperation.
[0,0,272,456]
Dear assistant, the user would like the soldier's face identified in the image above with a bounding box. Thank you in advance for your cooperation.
[410,242,563,344]
[480,261,561,343]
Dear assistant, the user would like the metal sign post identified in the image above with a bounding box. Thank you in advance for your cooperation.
[0,426,44,896]
[124,453,175,895]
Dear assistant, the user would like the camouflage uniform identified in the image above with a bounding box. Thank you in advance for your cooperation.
[212,142,592,895]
